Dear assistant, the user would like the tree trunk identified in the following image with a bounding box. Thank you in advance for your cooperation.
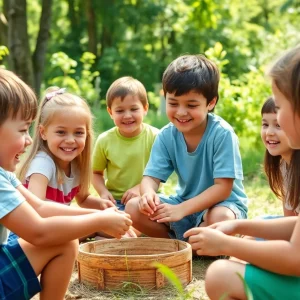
[7,0,34,87]
[85,0,97,55]
[32,0,52,96]
[0,0,8,46]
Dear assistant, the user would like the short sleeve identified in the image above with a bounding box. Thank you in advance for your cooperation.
[92,134,107,172]
[0,169,24,219]
[143,132,174,182]
[213,130,243,180]
[26,152,56,181]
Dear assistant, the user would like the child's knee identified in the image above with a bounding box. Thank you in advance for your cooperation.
[206,206,235,225]
[205,260,230,297]
[63,240,79,260]
[125,197,140,218]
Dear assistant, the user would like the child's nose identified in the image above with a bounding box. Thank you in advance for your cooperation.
[266,127,275,135]
[25,134,32,146]
[177,107,187,116]
[65,135,75,143]
[124,111,132,118]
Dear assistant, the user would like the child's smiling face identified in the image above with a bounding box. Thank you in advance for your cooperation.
[261,112,293,163]
[165,91,216,137]
[272,82,300,149]
[0,111,32,172]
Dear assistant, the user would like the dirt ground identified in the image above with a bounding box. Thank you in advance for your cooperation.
[33,257,213,300]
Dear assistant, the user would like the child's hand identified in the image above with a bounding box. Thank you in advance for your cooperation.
[99,198,116,210]
[101,191,116,204]
[150,203,184,223]
[122,226,137,238]
[208,220,238,236]
[99,208,132,239]
[184,227,227,256]
[121,188,139,205]
[138,192,160,216]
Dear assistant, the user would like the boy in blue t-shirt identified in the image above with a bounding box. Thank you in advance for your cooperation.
[126,54,248,241]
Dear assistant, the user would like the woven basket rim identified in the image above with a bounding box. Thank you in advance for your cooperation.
[79,237,191,259]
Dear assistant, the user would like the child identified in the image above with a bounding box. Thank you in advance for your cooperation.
[125,54,248,241]
[92,76,159,210]
[0,68,132,299]
[184,45,300,300]
[17,87,115,211]
[261,96,300,216]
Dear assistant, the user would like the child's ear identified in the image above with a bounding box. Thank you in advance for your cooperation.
[107,107,114,119]
[208,97,217,111]
[144,104,149,115]
[39,125,47,140]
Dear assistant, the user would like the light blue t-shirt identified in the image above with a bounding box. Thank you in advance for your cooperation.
[144,113,248,212]
[0,168,24,244]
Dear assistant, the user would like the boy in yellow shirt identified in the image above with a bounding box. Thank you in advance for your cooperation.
[92,76,159,210]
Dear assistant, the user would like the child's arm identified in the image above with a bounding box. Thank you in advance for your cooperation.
[18,185,103,216]
[184,216,300,276]
[75,193,115,210]
[26,173,48,200]
[92,171,116,203]
[151,177,233,223]
[2,197,132,246]
[139,176,161,215]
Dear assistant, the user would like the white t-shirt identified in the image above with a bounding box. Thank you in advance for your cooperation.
[24,151,80,205]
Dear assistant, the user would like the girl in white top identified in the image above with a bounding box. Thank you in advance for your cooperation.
[18,87,114,210]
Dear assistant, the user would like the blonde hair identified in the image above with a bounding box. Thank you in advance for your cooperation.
[18,87,93,197]
[0,68,37,125]
[106,76,148,108]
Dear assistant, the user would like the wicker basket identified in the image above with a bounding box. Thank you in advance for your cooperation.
[77,237,192,290]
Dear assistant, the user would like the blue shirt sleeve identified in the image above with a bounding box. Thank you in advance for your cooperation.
[213,130,244,180]
[143,132,174,182]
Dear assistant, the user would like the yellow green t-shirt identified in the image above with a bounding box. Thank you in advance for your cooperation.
[92,123,159,199]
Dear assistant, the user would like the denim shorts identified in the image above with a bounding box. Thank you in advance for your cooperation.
[0,239,41,299]
[115,200,125,211]
[159,194,247,241]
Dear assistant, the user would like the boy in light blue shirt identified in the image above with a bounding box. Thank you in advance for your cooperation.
[126,54,248,241]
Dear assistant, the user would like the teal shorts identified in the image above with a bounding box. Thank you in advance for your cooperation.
[245,264,300,300]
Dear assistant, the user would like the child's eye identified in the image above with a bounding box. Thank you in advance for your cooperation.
[131,108,139,111]
[262,123,268,128]
[276,124,281,128]
[76,131,85,135]
[56,130,65,134]
[188,105,198,108]
[116,110,123,113]
[168,102,177,106]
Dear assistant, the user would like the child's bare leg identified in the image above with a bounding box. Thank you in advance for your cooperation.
[201,206,235,227]
[125,197,170,238]
[19,239,78,300]
[205,260,247,300]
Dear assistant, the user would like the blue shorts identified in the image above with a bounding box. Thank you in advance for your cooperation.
[115,200,125,211]
[0,239,41,299]
[7,232,19,243]
[159,194,247,241]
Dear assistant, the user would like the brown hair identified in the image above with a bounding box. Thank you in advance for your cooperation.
[268,45,300,211]
[106,76,148,108]
[0,68,37,125]
[162,54,220,110]
[18,87,93,198]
